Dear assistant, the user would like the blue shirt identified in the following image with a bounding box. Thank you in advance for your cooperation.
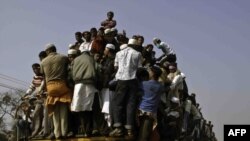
[139,80,165,113]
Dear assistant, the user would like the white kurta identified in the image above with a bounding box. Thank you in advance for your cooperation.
[71,83,98,112]
[101,88,114,114]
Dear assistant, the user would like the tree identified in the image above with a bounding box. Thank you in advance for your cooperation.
[0,90,24,140]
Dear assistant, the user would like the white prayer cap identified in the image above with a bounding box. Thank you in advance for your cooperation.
[120,44,128,50]
[111,27,117,32]
[68,44,75,49]
[45,43,55,50]
[106,44,115,50]
[128,38,138,45]
[104,28,112,34]
[68,49,77,55]
[153,37,160,43]
[171,97,180,104]
[181,73,186,79]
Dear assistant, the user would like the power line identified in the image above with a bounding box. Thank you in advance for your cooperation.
[0,76,30,87]
[0,82,25,93]
[0,74,30,86]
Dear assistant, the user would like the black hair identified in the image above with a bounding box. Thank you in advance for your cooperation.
[47,46,56,52]
[138,35,144,41]
[39,51,47,59]
[150,66,162,80]
[132,35,138,39]
[90,27,97,32]
[32,63,40,68]
[109,48,116,54]
[82,31,91,36]
[146,44,153,48]
[136,68,149,81]
[107,11,114,16]
[75,32,82,36]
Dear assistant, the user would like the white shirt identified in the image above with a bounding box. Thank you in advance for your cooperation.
[115,47,142,80]
[157,42,175,55]
[79,42,91,52]
[169,74,183,90]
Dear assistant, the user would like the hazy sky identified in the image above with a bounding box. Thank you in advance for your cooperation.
[1,0,250,140]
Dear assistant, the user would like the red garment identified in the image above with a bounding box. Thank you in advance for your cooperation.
[90,35,106,55]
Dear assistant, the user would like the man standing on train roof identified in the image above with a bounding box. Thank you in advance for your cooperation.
[153,37,177,63]
[109,41,142,137]
[40,43,72,139]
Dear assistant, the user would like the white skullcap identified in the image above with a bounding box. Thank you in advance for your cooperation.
[128,38,138,45]
[153,37,160,43]
[68,44,75,49]
[106,44,115,50]
[68,49,77,55]
[171,97,180,104]
[45,43,55,50]
[104,28,112,34]
[120,44,128,50]
[111,28,117,32]
[181,73,186,79]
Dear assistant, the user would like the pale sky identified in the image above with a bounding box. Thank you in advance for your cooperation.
[1,0,250,140]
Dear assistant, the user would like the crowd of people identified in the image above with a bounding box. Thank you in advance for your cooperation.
[13,11,217,141]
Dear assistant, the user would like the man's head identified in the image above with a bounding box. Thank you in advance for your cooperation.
[104,44,115,57]
[82,31,91,42]
[68,49,78,63]
[168,63,177,73]
[191,93,196,98]
[39,51,47,61]
[104,28,114,42]
[111,28,118,37]
[153,37,161,46]
[204,120,207,124]
[161,61,170,70]
[148,66,162,80]
[208,121,212,125]
[98,27,105,36]
[136,68,149,82]
[128,38,138,48]
[196,103,200,108]
[117,33,128,44]
[45,43,56,55]
[94,53,101,62]
[107,11,114,20]
[170,97,180,107]
[146,44,154,52]
[137,36,144,46]
[90,27,97,39]
[32,63,41,75]
[75,32,82,42]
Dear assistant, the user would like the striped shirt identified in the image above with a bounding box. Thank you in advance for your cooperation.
[26,75,44,95]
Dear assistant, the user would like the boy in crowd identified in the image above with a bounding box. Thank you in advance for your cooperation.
[24,63,44,138]
[137,66,164,141]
